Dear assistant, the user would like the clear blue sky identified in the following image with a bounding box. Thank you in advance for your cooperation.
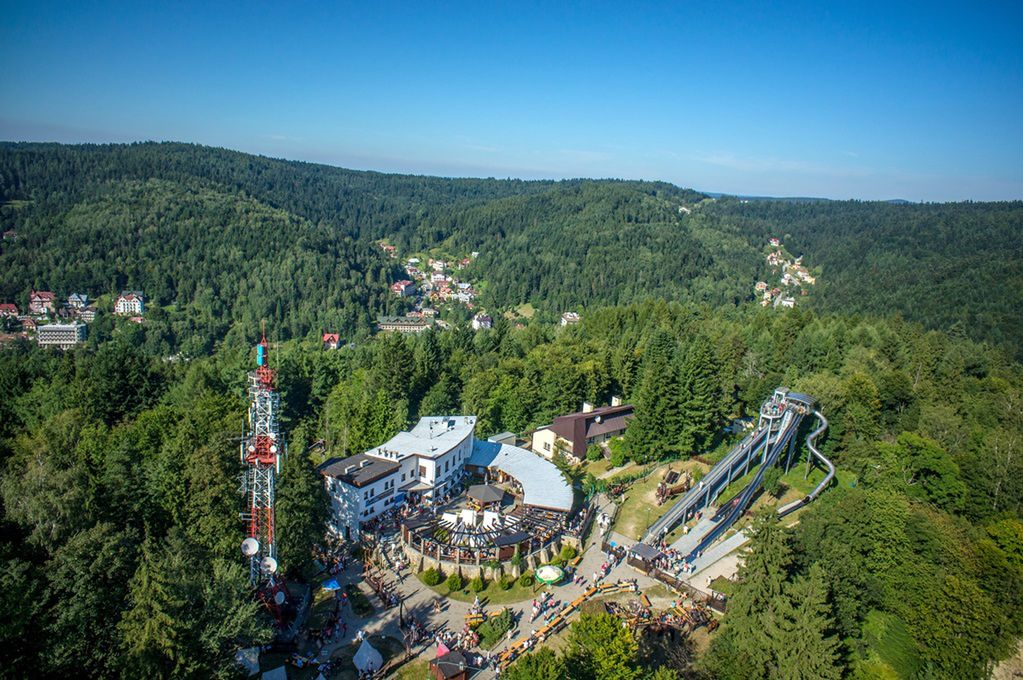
[2,1,1021,201]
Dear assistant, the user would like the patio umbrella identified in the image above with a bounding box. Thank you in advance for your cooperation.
[467,484,505,504]
[535,564,565,585]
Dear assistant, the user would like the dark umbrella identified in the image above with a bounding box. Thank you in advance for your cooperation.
[467,484,505,504]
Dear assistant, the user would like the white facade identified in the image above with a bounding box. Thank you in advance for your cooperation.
[37,322,87,349]
[321,416,477,538]
[115,292,144,315]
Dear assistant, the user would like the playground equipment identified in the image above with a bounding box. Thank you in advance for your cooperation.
[655,469,693,505]
[637,388,833,567]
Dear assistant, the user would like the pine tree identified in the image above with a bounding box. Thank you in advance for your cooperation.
[775,563,842,680]
[118,533,188,677]
[276,428,328,576]
[677,334,721,455]
[625,329,682,462]
[706,511,793,680]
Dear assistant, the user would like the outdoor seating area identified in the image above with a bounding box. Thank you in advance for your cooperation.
[402,502,571,565]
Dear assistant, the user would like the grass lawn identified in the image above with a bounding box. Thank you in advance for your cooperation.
[392,659,430,680]
[584,458,612,478]
[612,460,705,540]
[416,570,541,604]
[308,588,336,629]
[517,303,535,318]
[345,584,374,616]
[612,471,669,540]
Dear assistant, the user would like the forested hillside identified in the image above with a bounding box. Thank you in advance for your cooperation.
[705,198,1023,351]
[3,142,1018,354]
[2,300,1021,677]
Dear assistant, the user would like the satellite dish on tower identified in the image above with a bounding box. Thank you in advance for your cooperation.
[262,556,278,574]
[241,538,259,556]
[274,590,286,605]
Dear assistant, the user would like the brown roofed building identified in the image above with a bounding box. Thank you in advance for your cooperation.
[531,399,634,461]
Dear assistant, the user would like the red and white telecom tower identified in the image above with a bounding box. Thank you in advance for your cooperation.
[240,331,285,597]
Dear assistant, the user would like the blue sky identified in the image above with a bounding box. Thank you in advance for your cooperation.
[2,1,1021,201]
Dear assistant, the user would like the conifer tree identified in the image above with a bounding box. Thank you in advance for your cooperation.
[677,334,721,455]
[775,563,842,680]
[706,511,793,679]
[625,329,682,462]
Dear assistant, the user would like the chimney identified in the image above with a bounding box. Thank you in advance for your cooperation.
[611,395,622,407]
[582,402,594,413]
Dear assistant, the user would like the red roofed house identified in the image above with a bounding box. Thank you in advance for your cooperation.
[115,291,145,316]
[390,280,415,297]
[531,399,634,461]
[29,290,56,315]
[322,332,342,350]
[0,303,19,318]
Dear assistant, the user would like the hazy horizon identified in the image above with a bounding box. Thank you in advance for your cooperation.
[2,2,1021,202]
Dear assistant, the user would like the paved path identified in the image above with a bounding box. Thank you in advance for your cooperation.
[301,494,670,678]
[669,514,717,553]
[597,461,634,479]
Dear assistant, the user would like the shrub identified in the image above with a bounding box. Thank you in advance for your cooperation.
[559,544,578,561]
[477,607,514,647]
[519,572,534,587]
[499,576,514,590]
[446,572,464,591]
[763,466,784,498]
[586,443,603,461]
[608,437,627,466]
[422,568,442,586]
[469,575,485,593]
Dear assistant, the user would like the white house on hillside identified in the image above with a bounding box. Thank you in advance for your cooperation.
[114,291,145,315]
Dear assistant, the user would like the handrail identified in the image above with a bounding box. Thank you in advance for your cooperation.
[643,426,768,542]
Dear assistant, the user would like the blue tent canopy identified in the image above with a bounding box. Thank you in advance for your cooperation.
[322,578,342,591]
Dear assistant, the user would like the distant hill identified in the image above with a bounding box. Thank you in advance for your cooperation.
[1,142,1019,356]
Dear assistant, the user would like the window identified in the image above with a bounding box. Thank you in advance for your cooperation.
[401,472,406,482]
[544,442,551,452]
[420,465,427,477]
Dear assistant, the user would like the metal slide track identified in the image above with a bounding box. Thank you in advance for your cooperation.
[777,411,833,517]
[682,413,802,562]
[642,426,769,542]
[635,390,834,568]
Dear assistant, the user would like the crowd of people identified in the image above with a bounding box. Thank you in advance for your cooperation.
[650,544,703,577]
[528,591,560,623]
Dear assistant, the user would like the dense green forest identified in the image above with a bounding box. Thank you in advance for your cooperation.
[704,198,1023,351]
[1,142,1022,677]
[2,142,1019,354]
[3,299,1022,677]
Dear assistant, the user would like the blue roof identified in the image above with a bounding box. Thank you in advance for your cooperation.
[468,440,573,512]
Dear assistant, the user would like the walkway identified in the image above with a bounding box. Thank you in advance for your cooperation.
[304,495,669,678]
[669,514,717,553]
